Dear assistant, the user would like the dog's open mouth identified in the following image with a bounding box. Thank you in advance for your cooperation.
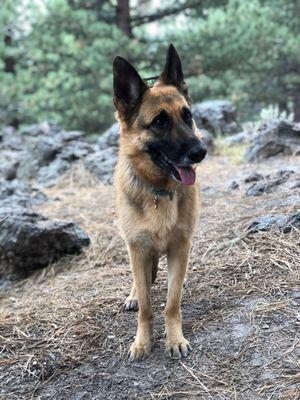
[150,150,196,186]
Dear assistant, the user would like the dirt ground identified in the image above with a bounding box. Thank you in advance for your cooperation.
[1,150,299,400]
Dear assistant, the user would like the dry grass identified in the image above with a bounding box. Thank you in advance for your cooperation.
[214,137,248,164]
[0,156,299,400]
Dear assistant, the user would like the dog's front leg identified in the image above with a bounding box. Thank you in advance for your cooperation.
[128,242,154,362]
[165,238,192,358]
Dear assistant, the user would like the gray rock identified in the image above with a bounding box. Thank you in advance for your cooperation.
[244,172,263,183]
[60,130,85,142]
[0,210,90,278]
[229,180,239,190]
[60,140,94,162]
[0,150,22,180]
[246,169,294,196]
[0,126,23,150]
[17,136,63,181]
[224,131,250,145]
[0,180,47,207]
[12,123,94,186]
[283,213,300,233]
[37,158,71,187]
[200,129,215,154]
[192,100,240,136]
[245,120,300,162]
[247,212,300,233]
[20,122,61,137]
[98,123,119,150]
[84,148,117,184]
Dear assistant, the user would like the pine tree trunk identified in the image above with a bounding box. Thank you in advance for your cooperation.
[4,33,15,73]
[293,90,300,122]
[117,0,132,37]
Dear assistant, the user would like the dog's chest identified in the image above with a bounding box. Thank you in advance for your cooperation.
[143,195,179,247]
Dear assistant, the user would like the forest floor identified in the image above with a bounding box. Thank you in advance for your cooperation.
[1,147,299,400]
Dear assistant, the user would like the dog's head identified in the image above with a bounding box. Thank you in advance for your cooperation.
[113,44,207,187]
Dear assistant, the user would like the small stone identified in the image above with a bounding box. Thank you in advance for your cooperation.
[229,180,239,190]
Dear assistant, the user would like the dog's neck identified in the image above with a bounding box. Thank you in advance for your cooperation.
[124,161,176,208]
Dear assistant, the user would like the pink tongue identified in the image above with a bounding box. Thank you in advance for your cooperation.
[175,166,196,186]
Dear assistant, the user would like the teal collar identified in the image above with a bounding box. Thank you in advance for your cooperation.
[150,188,175,201]
[150,187,175,209]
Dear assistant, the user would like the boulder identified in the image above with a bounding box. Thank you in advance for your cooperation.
[0,122,95,186]
[0,210,90,278]
[229,180,239,190]
[84,148,117,185]
[0,126,23,150]
[247,212,300,233]
[244,120,300,162]
[200,129,215,154]
[0,180,47,207]
[224,131,250,145]
[192,100,240,136]
[17,136,63,181]
[0,150,22,180]
[245,169,295,197]
[0,178,90,279]
[244,172,263,183]
[98,123,119,150]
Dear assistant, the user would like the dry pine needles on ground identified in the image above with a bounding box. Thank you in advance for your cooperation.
[0,156,299,400]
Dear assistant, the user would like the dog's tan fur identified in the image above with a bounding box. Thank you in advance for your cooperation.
[114,47,202,361]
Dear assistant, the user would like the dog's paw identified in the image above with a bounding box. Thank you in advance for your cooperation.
[123,296,138,311]
[128,340,151,362]
[165,336,192,359]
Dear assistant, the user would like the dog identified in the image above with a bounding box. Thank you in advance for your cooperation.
[113,44,207,362]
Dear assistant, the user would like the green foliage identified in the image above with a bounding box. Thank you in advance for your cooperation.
[17,0,148,132]
[0,0,22,126]
[0,0,299,132]
[168,0,300,120]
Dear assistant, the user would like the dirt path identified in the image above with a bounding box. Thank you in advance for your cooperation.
[1,155,299,400]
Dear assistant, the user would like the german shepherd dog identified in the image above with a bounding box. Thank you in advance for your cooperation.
[113,44,207,362]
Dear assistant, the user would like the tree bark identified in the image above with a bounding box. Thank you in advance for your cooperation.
[292,90,300,122]
[117,0,132,37]
[4,32,15,74]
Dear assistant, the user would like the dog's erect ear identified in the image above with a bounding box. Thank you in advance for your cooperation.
[113,56,148,118]
[160,44,190,102]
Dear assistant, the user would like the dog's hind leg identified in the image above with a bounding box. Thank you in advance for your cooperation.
[124,281,138,311]
[165,238,192,359]
[151,254,159,284]
[124,254,158,311]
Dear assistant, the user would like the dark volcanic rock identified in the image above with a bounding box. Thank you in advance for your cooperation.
[1,122,96,187]
[0,179,90,279]
[0,211,90,278]
[17,136,63,181]
[84,148,117,184]
[247,212,300,233]
[244,172,263,183]
[246,169,295,196]
[98,123,119,150]
[0,150,21,180]
[0,180,47,206]
[224,131,250,145]
[245,120,300,162]
[200,129,215,154]
[192,100,240,136]
[229,180,239,190]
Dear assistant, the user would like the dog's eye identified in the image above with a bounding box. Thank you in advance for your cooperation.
[182,108,193,126]
[151,112,169,130]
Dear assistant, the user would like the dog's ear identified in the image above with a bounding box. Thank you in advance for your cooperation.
[113,56,148,118]
[160,44,190,103]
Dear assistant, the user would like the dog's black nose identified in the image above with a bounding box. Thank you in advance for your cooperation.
[188,141,207,163]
